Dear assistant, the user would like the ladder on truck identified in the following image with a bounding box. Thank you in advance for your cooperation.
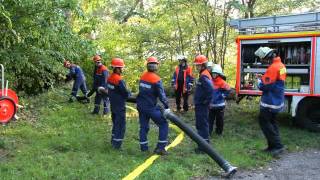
[229,11,320,34]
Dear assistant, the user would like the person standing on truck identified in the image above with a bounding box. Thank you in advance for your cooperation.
[255,47,286,156]
[193,55,214,153]
[171,55,194,112]
[63,59,90,103]
[88,55,110,115]
[137,56,170,155]
[209,64,231,136]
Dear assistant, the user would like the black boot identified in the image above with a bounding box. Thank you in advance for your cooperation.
[154,148,168,155]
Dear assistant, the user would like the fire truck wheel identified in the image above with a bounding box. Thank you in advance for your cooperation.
[296,97,320,132]
[0,96,16,124]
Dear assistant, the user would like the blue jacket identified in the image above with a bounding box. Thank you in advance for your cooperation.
[137,72,169,110]
[194,69,214,106]
[171,65,194,92]
[258,57,286,113]
[68,65,85,82]
[107,73,130,113]
[93,65,109,89]
[210,76,230,109]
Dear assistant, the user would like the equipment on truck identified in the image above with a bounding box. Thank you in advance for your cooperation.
[230,11,320,132]
[0,64,19,125]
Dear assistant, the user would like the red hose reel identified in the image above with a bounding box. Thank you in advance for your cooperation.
[0,64,19,124]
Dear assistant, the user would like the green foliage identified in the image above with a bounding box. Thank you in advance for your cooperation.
[0,0,96,95]
[1,0,318,95]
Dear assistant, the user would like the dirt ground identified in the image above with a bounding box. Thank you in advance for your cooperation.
[208,150,320,180]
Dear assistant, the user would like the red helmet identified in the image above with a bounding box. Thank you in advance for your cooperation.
[147,56,159,64]
[63,60,71,67]
[111,58,125,68]
[93,55,102,62]
[194,55,208,65]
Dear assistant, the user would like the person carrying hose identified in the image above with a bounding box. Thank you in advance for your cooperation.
[63,59,89,103]
[171,55,194,112]
[255,47,286,156]
[105,58,131,150]
[136,56,170,155]
[208,64,231,136]
[193,55,214,154]
[89,55,110,115]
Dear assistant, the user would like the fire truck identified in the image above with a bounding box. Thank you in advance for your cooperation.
[230,11,320,132]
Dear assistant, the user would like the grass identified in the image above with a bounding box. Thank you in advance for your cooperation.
[0,87,320,180]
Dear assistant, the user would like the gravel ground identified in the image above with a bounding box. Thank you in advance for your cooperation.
[207,150,320,180]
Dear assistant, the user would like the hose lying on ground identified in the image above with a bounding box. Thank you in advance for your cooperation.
[126,96,237,178]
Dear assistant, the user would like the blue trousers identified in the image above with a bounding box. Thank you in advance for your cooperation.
[138,107,168,151]
[195,105,210,146]
[71,79,88,97]
[111,110,126,148]
[93,92,109,114]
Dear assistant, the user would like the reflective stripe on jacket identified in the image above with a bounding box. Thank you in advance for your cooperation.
[137,72,169,110]
[210,76,230,108]
[258,57,286,113]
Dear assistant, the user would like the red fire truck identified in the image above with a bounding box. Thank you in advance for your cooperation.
[230,11,320,132]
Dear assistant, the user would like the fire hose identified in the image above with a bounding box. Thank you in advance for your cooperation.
[126,97,237,178]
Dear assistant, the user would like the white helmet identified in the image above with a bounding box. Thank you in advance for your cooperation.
[254,47,274,59]
[207,61,213,67]
[212,64,223,75]
[177,55,187,61]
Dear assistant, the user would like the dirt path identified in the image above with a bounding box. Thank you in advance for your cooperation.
[208,150,320,180]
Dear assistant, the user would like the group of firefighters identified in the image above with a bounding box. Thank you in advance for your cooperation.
[63,46,286,156]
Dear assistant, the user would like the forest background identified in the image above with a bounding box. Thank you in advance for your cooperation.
[1,0,319,95]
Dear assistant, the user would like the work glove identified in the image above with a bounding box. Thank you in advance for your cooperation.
[187,84,193,95]
[256,78,262,89]
[163,108,172,116]
[97,86,108,95]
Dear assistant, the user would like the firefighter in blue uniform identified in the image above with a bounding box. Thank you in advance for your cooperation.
[255,47,286,156]
[171,55,194,112]
[137,56,170,155]
[89,55,110,114]
[193,55,214,153]
[105,58,130,149]
[63,60,89,103]
[208,64,231,136]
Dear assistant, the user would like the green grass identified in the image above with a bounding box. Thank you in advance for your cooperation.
[0,88,320,180]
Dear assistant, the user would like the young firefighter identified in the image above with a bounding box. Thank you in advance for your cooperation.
[208,64,231,136]
[193,55,214,153]
[137,56,170,155]
[255,47,286,156]
[63,59,89,103]
[106,58,130,149]
[89,55,110,115]
[171,55,194,112]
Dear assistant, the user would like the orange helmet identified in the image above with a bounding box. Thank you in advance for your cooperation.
[92,55,102,62]
[147,56,159,64]
[194,55,208,65]
[111,58,125,68]
[63,60,71,67]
